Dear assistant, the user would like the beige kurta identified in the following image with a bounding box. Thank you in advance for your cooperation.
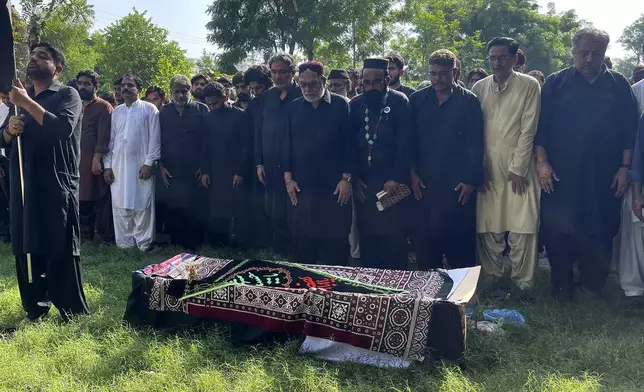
[472,72,541,234]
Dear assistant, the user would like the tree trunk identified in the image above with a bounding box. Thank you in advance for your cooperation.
[306,45,313,61]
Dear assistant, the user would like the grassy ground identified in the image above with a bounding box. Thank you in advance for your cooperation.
[0,243,642,391]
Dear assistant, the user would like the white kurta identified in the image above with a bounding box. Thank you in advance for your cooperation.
[104,100,160,250]
[104,100,161,210]
[472,72,541,234]
[632,79,644,115]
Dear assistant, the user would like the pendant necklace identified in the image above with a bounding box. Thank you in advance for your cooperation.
[364,92,390,167]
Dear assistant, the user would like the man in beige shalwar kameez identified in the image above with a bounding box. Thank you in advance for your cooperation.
[472,37,541,290]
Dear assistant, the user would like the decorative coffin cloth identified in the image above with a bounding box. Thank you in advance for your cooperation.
[124,254,454,361]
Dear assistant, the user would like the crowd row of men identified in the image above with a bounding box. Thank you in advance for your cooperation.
[3,25,644,321]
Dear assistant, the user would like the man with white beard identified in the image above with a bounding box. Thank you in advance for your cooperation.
[283,61,355,265]
[103,74,161,251]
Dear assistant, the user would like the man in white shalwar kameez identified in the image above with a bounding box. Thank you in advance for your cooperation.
[472,37,541,290]
[619,73,644,300]
[103,74,160,251]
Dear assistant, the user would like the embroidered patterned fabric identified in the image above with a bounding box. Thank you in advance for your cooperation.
[131,254,454,361]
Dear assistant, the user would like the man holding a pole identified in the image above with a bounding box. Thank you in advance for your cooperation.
[2,42,89,321]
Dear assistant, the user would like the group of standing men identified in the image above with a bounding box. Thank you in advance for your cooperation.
[2,25,644,322]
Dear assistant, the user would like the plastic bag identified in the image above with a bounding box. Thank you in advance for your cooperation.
[482,309,526,326]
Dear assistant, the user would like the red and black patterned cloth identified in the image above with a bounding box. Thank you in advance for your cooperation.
[125,254,465,362]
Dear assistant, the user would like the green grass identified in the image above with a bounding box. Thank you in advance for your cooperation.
[0,243,641,391]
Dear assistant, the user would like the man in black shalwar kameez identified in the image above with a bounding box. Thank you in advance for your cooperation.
[350,58,412,270]
[534,28,640,301]
[283,61,354,265]
[255,54,302,256]
[200,82,253,247]
[243,65,274,249]
[409,50,484,270]
[158,75,209,251]
[3,42,89,321]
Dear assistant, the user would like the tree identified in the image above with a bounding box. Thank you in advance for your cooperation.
[614,56,640,81]
[206,0,393,64]
[37,0,98,82]
[619,14,644,64]
[17,0,98,82]
[10,4,29,78]
[19,0,62,47]
[392,0,485,82]
[393,0,584,83]
[97,9,194,91]
[460,0,584,75]
[195,50,218,76]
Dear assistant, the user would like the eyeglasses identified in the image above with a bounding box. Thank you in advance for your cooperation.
[361,79,384,87]
[299,80,322,90]
[486,55,511,64]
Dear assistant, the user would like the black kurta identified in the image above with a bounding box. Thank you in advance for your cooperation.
[283,90,354,239]
[535,67,639,240]
[254,84,302,219]
[349,90,412,238]
[2,82,82,257]
[393,84,416,98]
[409,84,484,239]
[1,81,89,319]
[159,101,209,209]
[201,105,253,219]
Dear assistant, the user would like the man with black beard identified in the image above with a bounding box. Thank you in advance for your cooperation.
[386,53,416,98]
[232,71,251,110]
[350,58,412,269]
[76,70,115,245]
[2,42,89,321]
[255,54,302,257]
[158,75,209,251]
[190,74,210,105]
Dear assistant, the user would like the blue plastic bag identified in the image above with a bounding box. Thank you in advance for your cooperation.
[482,309,526,326]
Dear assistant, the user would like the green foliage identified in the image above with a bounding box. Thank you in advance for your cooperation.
[619,14,644,63]
[97,9,194,92]
[613,56,640,81]
[206,0,393,67]
[9,5,30,77]
[388,0,582,85]
[196,50,219,77]
[39,0,98,82]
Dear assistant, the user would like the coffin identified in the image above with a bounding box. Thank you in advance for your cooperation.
[124,254,480,366]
